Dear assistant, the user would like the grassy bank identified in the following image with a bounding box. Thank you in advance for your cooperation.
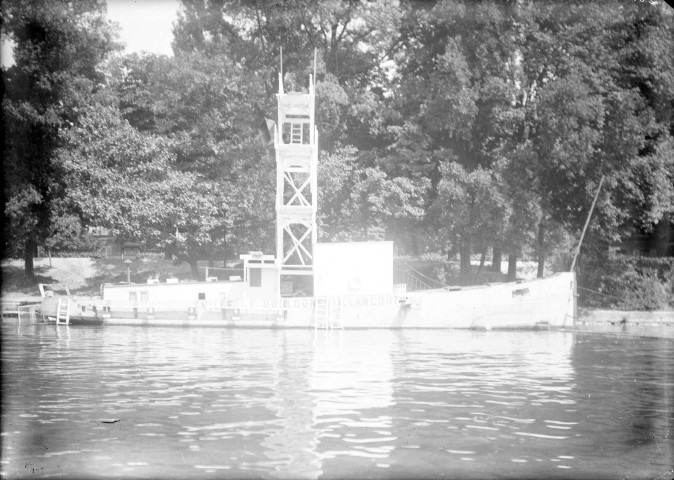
[0,257,233,302]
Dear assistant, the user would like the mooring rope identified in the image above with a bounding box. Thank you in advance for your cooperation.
[396,258,452,289]
[577,285,623,301]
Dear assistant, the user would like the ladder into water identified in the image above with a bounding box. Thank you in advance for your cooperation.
[56,297,70,325]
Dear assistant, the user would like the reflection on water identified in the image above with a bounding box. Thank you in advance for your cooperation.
[1,323,672,479]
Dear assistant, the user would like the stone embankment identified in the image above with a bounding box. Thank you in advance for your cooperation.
[574,309,674,339]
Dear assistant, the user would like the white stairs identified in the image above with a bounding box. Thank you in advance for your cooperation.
[56,297,70,325]
[314,297,343,329]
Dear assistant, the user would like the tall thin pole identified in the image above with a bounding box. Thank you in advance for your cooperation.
[280,46,283,78]
[313,48,317,88]
[570,175,605,272]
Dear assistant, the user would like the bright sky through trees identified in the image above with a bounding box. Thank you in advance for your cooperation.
[0,0,179,66]
[106,0,179,56]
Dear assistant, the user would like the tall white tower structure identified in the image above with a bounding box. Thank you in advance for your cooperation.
[274,58,318,296]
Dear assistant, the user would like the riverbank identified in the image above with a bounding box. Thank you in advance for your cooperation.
[568,309,674,339]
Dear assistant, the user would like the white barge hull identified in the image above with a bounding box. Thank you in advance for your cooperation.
[40,273,576,329]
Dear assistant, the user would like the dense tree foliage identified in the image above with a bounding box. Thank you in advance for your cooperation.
[2,0,119,278]
[3,0,673,284]
[172,0,401,149]
[104,52,275,269]
[391,0,674,276]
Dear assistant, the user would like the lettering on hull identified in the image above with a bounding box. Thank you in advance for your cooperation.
[223,295,396,310]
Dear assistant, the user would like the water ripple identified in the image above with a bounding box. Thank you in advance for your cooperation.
[1,324,672,479]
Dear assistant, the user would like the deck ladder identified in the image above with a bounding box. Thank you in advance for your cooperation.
[17,304,39,323]
[314,297,343,330]
[329,300,343,329]
[56,298,70,325]
[314,297,329,329]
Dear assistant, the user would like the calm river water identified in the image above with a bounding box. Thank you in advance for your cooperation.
[1,323,672,479]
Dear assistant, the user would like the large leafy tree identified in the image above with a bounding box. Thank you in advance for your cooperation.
[318,145,428,244]
[106,51,275,266]
[434,162,510,276]
[60,104,220,278]
[172,0,402,149]
[521,1,674,270]
[2,0,119,279]
[173,0,400,83]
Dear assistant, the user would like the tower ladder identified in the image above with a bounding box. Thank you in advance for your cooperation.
[290,122,303,144]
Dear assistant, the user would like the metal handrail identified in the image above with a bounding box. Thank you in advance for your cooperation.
[400,270,440,291]
[17,304,41,323]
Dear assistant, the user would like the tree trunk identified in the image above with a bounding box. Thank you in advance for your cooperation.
[189,258,200,280]
[507,253,517,281]
[459,238,472,278]
[411,234,420,257]
[537,221,546,278]
[24,239,36,281]
[478,246,486,274]
[222,221,227,266]
[491,245,502,273]
[655,212,671,256]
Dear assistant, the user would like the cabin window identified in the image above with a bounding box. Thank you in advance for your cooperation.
[140,292,149,302]
[249,268,262,287]
[198,292,206,300]
[129,292,137,302]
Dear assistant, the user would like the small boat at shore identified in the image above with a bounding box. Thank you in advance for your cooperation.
[37,56,576,330]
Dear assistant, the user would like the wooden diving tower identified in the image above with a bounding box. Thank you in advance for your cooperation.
[274,53,318,297]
